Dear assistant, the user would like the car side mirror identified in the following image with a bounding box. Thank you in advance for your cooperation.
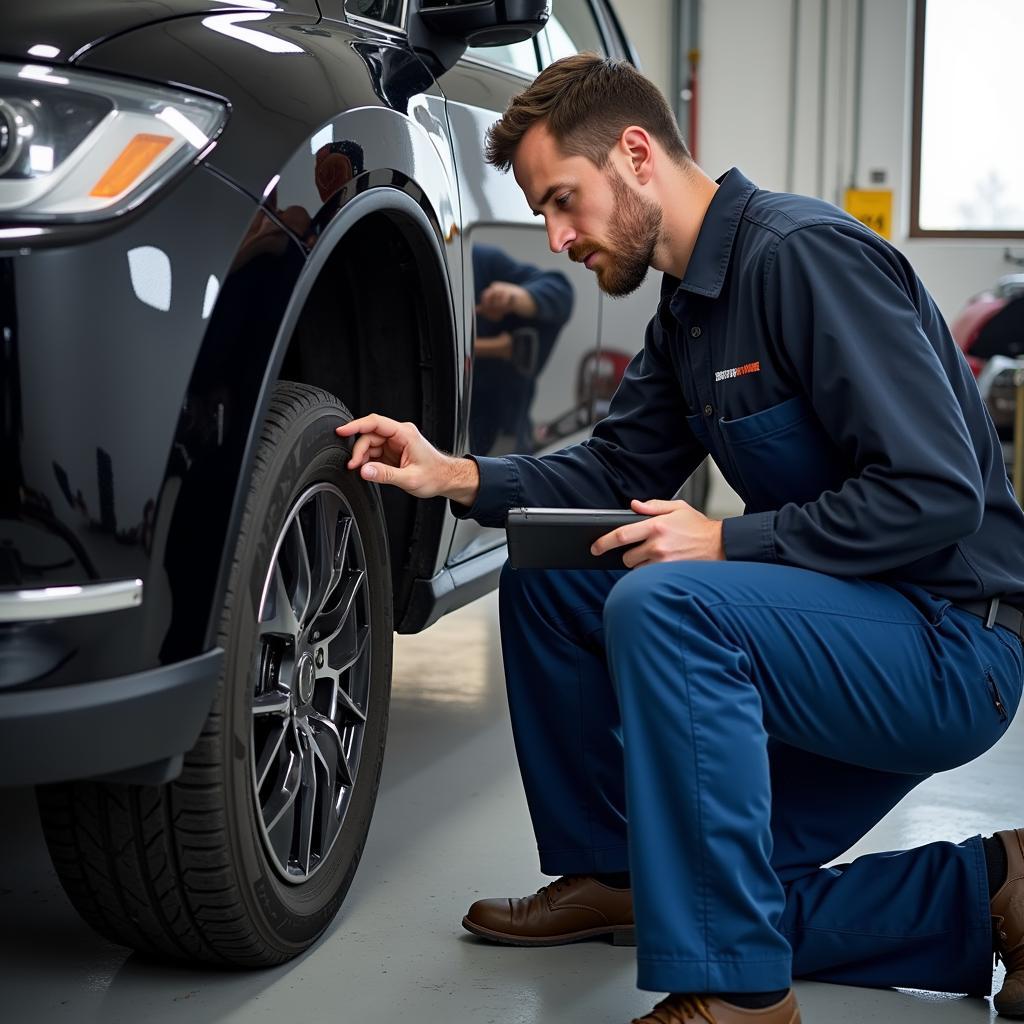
[418,0,550,47]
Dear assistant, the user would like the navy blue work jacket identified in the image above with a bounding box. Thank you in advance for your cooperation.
[458,168,1024,605]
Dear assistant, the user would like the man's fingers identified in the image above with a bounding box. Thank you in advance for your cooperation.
[631,497,687,514]
[336,414,403,439]
[348,435,369,467]
[622,548,653,570]
[361,462,413,489]
[347,432,389,468]
[591,521,653,556]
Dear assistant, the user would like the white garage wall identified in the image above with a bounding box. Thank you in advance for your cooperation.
[608,0,674,98]
[694,0,1017,321]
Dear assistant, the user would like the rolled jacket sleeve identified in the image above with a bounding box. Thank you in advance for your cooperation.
[723,224,984,574]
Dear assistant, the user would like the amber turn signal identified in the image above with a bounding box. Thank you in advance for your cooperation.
[89,133,173,198]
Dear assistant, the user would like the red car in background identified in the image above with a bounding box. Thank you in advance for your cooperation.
[951,273,1024,468]
[951,273,1024,376]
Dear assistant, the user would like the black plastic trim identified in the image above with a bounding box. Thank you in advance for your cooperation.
[0,649,222,785]
[399,543,506,632]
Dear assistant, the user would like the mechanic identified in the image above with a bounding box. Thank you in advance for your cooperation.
[337,54,1024,1024]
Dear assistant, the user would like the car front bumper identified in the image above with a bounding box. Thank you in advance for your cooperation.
[0,647,222,785]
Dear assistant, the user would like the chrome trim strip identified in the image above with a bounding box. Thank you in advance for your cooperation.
[0,579,143,621]
[344,0,409,35]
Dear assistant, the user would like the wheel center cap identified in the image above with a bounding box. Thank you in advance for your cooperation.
[296,652,316,705]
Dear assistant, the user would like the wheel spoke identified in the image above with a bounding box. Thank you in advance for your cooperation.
[263,742,302,867]
[334,678,367,724]
[267,800,296,868]
[296,726,318,875]
[308,710,355,789]
[255,718,289,790]
[302,718,345,846]
[264,744,301,830]
[291,514,314,630]
[259,562,300,639]
[315,569,365,645]
[322,648,368,724]
[306,492,351,632]
[252,689,290,717]
[333,623,370,679]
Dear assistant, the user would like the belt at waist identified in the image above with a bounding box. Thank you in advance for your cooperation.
[952,597,1024,639]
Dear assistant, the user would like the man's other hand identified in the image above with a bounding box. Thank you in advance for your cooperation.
[475,281,538,321]
[336,415,480,506]
[590,498,725,568]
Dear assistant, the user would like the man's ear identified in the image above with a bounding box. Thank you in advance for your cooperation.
[619,126,654,185]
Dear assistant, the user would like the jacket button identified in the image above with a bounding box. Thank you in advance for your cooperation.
[690,325,702,338]
[703,403,713,416]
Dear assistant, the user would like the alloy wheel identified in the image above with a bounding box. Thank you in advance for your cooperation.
[251,482,371,883]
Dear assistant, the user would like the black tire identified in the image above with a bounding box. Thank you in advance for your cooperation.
[37,382,393,966]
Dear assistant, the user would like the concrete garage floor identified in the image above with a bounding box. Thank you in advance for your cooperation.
[0,476,1018,1023]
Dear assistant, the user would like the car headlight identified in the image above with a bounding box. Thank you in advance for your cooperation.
[0,62,228,223]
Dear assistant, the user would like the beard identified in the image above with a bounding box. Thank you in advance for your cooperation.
[571,169,663,297]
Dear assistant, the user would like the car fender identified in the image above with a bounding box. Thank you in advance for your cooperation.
[76,13,465,656]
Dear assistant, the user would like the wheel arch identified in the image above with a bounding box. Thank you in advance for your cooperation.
[206,185,461,649]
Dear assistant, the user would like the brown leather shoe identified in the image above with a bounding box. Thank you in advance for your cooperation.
[630,990,801,1024]
[993,829,1024,1017]
[462,875,634,946]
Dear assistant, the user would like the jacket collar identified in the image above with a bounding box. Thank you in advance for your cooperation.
[658,167,757,314]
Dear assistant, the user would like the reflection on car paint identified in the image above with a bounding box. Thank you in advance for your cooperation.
[201,13,306,54]
[127,245,173,311]
[202,274,219,319]
[27,45,62,60]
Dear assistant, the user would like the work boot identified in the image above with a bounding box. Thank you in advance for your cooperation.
[462,875,634,946]
[630,990,801,1024]
[992,829,1024,1017]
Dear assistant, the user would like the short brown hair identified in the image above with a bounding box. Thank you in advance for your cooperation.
[485,53,690,172]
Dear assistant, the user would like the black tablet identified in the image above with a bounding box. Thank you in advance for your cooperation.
[505,507,651,570]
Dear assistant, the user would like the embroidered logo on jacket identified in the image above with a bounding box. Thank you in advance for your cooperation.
[714,361,761,382]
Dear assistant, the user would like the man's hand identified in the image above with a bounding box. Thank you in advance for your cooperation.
[590,498,725,568]
[476,281,537,321]
[473,332,514,359]
[336,414,480,506]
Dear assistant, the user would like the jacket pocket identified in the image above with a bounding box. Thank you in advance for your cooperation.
[718,395,849,513]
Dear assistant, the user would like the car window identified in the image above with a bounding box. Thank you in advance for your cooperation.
[345,0,404,26]
[542,0,607,64]
[464,37,540,76]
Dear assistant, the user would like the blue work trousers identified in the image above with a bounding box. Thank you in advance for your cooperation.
[497,560,1024,995]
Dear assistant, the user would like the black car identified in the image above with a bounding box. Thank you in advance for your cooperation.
[0,0,703,966]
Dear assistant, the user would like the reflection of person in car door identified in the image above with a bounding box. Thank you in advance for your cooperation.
[470,243,574,455]
[338,54,1024,1024]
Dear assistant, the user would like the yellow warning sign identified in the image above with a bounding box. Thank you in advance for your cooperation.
[844,189,893,239]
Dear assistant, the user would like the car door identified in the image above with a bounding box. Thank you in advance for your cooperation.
[435,1,615,566]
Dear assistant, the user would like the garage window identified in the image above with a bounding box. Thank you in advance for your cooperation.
[911,0,1024,238]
